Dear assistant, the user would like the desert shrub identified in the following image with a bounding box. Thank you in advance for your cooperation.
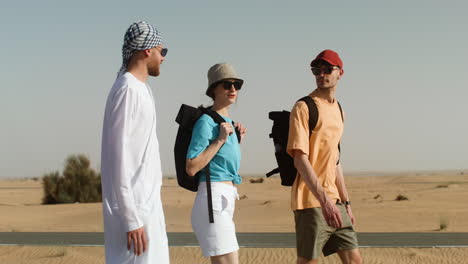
[438,216,449,231]
[42,154,101,204]
[249,178,264,184]
[395,194,409,201]
[439,221,448,231]
[42,171,61,204]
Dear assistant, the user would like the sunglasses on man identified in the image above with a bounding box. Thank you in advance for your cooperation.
[221,80,242,91]
[160,48,168,57]
[311,66,340,76]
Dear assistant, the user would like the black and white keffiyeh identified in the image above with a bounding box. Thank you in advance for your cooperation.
[118,21,163,75]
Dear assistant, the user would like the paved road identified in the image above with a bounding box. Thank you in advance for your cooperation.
[1,232,467,248]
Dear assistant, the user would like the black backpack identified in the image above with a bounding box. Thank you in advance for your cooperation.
[266,96,343,186]
[174,104,240,223]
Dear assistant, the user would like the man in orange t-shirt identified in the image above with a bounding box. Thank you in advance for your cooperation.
[287,50,361,264]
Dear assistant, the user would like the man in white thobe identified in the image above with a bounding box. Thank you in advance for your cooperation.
[101,21,170,264]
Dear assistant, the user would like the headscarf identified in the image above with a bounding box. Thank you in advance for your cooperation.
[118,21,163,76]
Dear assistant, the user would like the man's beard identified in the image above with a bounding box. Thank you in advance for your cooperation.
[148,65,160,77]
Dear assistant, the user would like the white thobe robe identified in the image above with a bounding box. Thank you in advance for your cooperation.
[101,72,169,264]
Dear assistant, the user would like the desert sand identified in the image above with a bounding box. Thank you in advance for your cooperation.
[0,247,467,264]
[0,172,467,263]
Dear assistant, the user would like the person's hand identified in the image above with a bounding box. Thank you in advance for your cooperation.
[127,226,147,256]
[321,199,342,228]
[217,122,234,142]
[346,205,356,225]
[234,122,247,142]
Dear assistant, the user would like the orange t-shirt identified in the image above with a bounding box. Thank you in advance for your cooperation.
[287,91,344,210]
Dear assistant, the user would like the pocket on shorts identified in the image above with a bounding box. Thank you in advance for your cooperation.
[211,192,229,213]
[338,204,352,228]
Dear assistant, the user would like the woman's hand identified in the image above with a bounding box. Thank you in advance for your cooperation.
[186,123,230,176]
[234,122,247,142]
[218,122,234,142]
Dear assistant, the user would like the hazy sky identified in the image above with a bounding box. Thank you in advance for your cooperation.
[1,0,467,178]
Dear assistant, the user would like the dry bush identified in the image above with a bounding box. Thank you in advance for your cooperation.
[249,178,264,184]
[395,194,409,201]
[439,216,449,231]
[42,154,101,204]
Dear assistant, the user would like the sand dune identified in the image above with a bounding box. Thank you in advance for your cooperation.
[0,247,467,264]
[1,173,467,233]
[0,173,467,263]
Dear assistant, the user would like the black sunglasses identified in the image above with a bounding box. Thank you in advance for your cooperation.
[311,66,339,76]
[160,48,168,57]
[222,80,242,91]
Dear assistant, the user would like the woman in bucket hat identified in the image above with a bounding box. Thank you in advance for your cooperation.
[186,63,246,264]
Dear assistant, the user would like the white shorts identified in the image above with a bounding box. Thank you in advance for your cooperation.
[191,182,239,257]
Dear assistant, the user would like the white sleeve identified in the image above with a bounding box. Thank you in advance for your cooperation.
[108,86,143,232]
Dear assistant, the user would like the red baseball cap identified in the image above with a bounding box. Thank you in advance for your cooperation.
[310,49,343,69]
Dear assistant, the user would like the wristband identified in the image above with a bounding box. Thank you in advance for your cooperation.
[343,201,351,206]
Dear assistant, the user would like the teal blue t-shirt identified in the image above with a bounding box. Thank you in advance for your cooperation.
[186,114,242,184]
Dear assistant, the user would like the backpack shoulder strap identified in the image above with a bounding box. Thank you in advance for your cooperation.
[203,108,241,143]
[336,100,344,165]
[337,101,344,122]
[298,96,318,135]
[198,107,225,224]
[202,108,225,124]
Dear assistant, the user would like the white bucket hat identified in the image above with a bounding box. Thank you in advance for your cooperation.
[206,63,244,98]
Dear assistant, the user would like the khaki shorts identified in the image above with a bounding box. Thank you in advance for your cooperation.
[294,203,359,260]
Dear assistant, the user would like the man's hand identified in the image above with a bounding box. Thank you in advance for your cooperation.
[234,122,247,142]
[321,199,342,228]
[127,226,147,256]
[346,205,356,225]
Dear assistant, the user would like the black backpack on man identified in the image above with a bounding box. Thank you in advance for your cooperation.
[266,96,343,186]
